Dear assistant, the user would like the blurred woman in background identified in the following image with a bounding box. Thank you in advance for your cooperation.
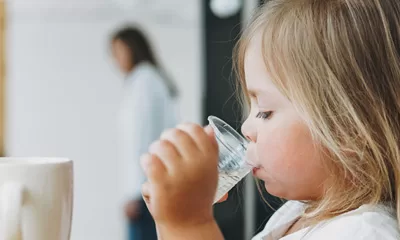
[111,26,178,240]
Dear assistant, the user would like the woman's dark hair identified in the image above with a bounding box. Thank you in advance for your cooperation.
[112,26,178,98]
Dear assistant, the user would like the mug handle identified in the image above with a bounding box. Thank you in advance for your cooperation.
[1,182,24,240]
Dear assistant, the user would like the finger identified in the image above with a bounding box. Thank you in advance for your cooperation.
[141,181,151,206]
[216,193,228,203]
[140,153,167,182]
[204,125,219,151]
[149,140,181,174]
[160,128,199,158]
[177,123,216,155]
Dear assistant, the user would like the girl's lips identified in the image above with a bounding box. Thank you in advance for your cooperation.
[252,167,261,176]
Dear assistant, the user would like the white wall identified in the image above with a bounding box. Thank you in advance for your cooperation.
[6,1,203,239]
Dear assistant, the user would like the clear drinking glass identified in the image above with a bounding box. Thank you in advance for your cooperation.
[208,116,251,203]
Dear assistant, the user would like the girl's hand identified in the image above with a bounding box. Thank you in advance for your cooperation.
[217,193,228,203]
[141,124,219,229]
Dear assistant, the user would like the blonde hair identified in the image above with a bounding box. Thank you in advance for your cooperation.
[235,0,400,225]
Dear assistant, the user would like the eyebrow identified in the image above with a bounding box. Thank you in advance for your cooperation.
[247,88,276,101]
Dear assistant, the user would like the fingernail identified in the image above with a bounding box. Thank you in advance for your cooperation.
[205,125,214,133]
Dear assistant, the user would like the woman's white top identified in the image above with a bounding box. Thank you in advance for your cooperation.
[117,62,177,201]
[252,201,399,240]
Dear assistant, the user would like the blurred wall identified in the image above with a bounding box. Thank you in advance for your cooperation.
[5,0,202,239]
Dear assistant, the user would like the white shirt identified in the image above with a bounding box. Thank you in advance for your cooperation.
[252,201,400,240]
[117,62,178,201]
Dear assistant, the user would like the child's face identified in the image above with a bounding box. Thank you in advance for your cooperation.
[241,35,329,201]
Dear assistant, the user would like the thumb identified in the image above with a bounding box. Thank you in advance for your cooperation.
[216,193,229,203]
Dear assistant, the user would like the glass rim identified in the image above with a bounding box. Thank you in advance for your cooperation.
[207,115,248,154]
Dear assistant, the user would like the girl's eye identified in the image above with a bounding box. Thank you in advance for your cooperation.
[256,111,273,120]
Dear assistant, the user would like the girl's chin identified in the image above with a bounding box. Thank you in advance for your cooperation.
[252,167,270,181]
[263,184,286,199]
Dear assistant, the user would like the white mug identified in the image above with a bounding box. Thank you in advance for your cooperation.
[0,158,73,240]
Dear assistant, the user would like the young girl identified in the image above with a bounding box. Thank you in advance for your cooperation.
[140,0,400,239]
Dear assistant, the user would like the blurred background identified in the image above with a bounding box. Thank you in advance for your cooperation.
[0,0,282,239]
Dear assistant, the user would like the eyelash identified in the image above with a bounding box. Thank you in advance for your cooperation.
[256,111,273,120]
